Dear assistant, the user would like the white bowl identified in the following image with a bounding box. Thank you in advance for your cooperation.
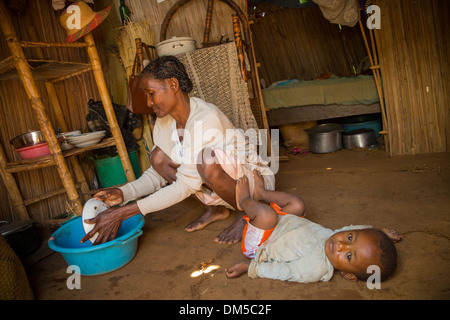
[66,131,105,140]
[66,131,106,148]
[82,198,110,243]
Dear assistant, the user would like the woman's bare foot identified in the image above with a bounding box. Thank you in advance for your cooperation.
[235,175,251,211]
[225,261,250,278]
[214,213,246,244]
[185,205,230,232]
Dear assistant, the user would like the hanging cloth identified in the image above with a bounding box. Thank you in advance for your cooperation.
[313,0,359,27]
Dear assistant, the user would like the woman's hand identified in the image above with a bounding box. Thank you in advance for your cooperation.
[94,188,124,207]
[80,203,142,245]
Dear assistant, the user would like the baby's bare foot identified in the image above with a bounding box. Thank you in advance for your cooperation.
[235,175,251,212]
[252,169,266,202]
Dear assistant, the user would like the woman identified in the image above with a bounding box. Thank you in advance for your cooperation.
[81,55,275,245]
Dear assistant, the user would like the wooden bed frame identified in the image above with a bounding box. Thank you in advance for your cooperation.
[266,102,381,126]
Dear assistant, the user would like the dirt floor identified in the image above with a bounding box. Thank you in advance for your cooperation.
[26,148,450,300]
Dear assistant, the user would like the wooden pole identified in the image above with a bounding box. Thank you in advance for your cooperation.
[0,0,83,216]
[232,14,247,82]
[358,10,390,155]
[203,0,214,44]
[247,23,271,156]
[136,38,143,73]
[0,142,29,220]
[83,32,135,182]
[45,81,91,202]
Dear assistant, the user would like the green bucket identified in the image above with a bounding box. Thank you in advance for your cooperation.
[94,150,141,188]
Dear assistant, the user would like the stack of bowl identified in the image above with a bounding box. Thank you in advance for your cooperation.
[10,130,51,159]
[59,130,81,150]
[65,131,106,148]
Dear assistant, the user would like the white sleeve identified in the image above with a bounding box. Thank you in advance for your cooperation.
[118,166,167,204]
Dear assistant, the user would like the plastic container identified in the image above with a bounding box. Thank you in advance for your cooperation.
[94,150,141,188]
[48,215,145,276]
[15,142,51,159]
[156,37,196,57]
[342,114,382,137]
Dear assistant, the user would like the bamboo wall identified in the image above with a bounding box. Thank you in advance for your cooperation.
[111,0,246,45]
[373,0,450,156]
[249,4,367,85]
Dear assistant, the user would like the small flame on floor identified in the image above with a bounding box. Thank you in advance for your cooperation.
[190,264,220,278]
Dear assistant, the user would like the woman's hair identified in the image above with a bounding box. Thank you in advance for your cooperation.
[355,229,398,282]
[140,55,193,93]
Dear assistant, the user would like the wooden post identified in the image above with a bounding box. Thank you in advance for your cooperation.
[203,0,214,44]
[45,81,91,202]
[0,0,83,216]
[232,14,247,82]
[83,32,135,182]
[358,9,390,155]
[246,23,271,155]
[136,38,143,73]
[0,142,29,220]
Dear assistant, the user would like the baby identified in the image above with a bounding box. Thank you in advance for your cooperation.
[226,170,402,283]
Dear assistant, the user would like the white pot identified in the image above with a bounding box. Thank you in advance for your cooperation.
[156,37,196,57]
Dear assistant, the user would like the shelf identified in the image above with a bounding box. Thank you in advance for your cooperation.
[0,56,92,81]
[0,0,136,219]
[5,137,116,173]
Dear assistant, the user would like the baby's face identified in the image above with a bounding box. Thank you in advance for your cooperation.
[325,229,381,278]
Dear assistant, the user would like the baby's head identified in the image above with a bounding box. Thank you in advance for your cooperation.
[325,229,397,282]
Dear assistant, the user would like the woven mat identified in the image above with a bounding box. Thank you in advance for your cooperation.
[176,42,259,133]
[0,236,34,300]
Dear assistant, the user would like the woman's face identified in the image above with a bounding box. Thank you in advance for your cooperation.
[140,75,177,118]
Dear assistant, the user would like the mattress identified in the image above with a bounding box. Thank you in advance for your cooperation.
[262,75,379,110]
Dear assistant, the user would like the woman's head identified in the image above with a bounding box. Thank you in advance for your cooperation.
[139,56,193,117]
[140,55,193,93]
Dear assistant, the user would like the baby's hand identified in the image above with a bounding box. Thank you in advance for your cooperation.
[381,228,403,243]
[225,262,250,279]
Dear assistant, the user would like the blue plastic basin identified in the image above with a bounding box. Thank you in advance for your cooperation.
[48,215,144,276]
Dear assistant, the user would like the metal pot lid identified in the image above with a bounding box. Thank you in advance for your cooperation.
[156,36,196,47]
[306,123,344,134]
[343,128,376,135]
[0,219,34,236]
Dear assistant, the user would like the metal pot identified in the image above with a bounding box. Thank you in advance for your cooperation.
[343,128,378,149]
[306,123,344,153]
[10,130,45,149]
